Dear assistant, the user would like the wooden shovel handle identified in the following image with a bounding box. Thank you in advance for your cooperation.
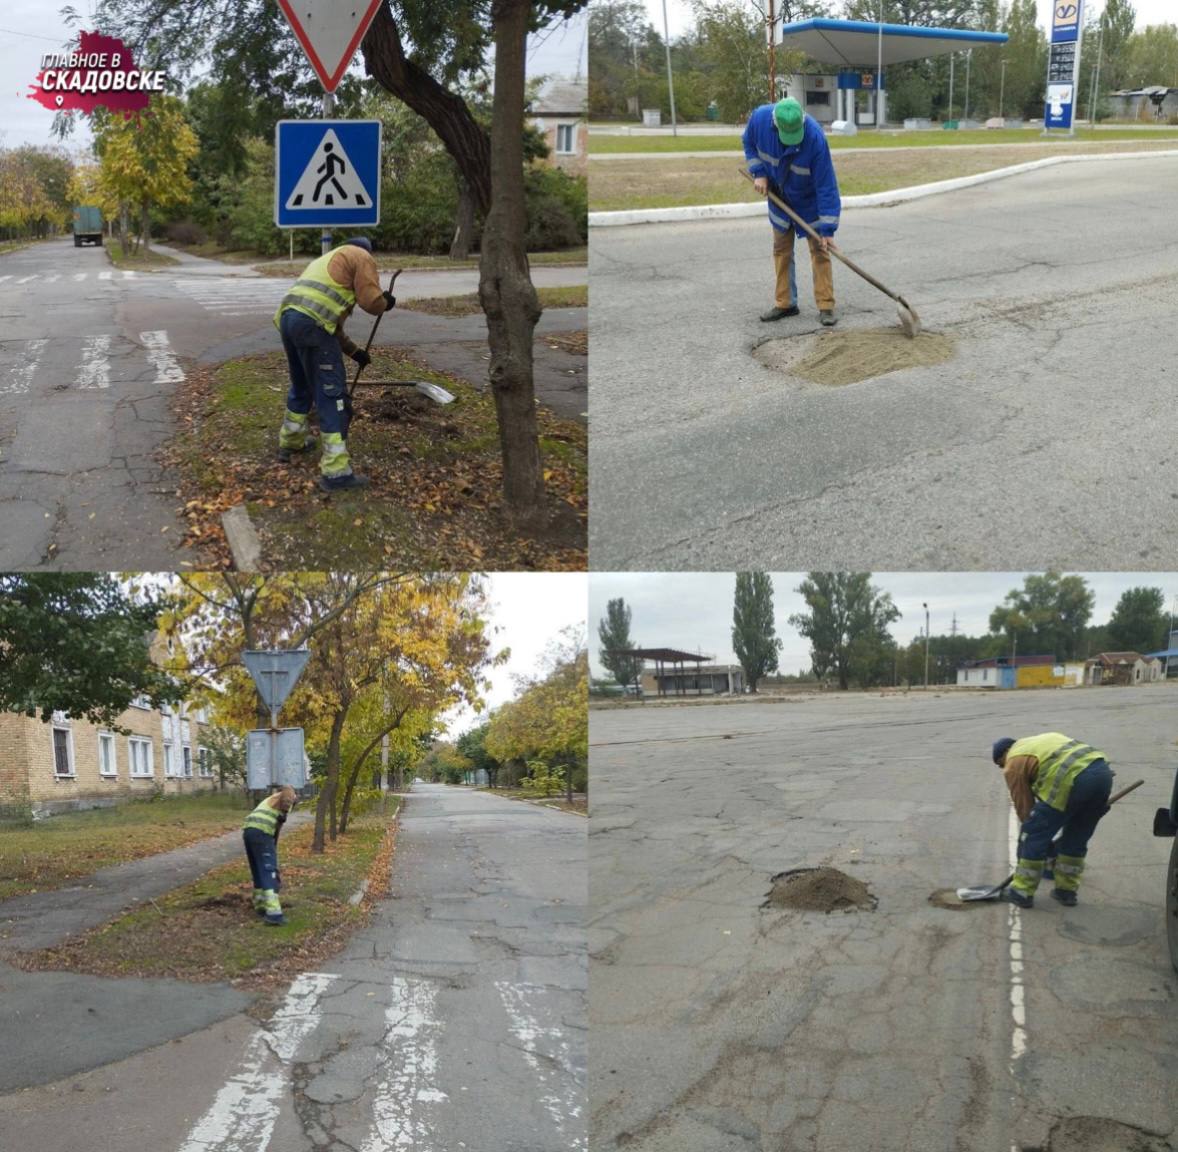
[1108,778,1145,806]
[350,268,403,393]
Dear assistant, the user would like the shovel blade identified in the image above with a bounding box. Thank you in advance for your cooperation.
[897,300,921,339]
[414,381,455,406]
[955,882,1007,902]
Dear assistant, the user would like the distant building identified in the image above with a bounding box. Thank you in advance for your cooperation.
[530,78,587,175]
[956,655,1085,689]
[640,664,745,697]
[0,699,213,818]
[1084,652,1164,687]
[1106,86,1178,121]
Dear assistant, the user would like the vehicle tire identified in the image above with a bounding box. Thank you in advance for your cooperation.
[1168,835,1178,975]
[74,236,80,247]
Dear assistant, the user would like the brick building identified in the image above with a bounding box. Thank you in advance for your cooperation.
[0,698,214,817]
[530,78,587,175]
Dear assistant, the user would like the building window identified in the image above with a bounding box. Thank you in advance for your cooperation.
[130,695,151,710]
[556,123,576,154]
[99,733,117,778]
[163,740,177,778]
[129,737,153,778]
[806,90,831,106]
[198,747,213,778]
[52,723,75,778]
[183,746,193,778]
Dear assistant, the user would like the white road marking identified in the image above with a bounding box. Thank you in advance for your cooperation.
[122,269,136,278]
[177,971,337,1152]
[0,338,48,395]
[44,274,60,283]
[0,275,12,284]
[15,274,37,284]
[140,329,184,384]
[360,976,448,1152]
[1007,801,1026,1152]
[77,334,111,390]
[73,273,86,281]
[496,981,584,1146]
[99,270,113,280]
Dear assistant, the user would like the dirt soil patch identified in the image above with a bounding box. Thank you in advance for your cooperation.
[755,328,956,387]
[1033,1116,1174,1152]
[928,887,993,910]
[763,867,877,913]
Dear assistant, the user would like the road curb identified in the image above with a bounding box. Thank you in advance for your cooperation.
[588,148,1178,227]
[221,505,263,571]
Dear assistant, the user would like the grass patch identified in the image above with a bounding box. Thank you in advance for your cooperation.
[164,346,586,569]
[252,247,588,278]
[0,793,248,901]
[105,239,180,269]
[589,139,1178,210]
[479,787,587,815]
[16,809,398,987]
[399,284,588,317]
[588,125,1178,153]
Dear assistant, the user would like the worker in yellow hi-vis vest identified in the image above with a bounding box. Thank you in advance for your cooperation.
[272,236,395,491]
[243,785,298,925]
[991,733,1114,909]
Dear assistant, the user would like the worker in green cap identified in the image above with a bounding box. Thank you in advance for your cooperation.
[742,97,842,326]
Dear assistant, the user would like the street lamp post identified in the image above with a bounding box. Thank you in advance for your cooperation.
[964,48,972,122]
[923,602,930,689]
[999,58,1008,120]
[661,0,677,137]
[877,0,885,130]
[948,53,955,122]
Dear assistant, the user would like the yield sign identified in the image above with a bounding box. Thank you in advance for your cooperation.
[277,0,384,93]
[241,649,311,712]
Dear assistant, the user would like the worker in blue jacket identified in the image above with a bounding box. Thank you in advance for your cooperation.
[743,97,842,326]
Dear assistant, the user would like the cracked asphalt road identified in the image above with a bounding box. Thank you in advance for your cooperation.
[587,155,1178,570]
[0,784,586,1152]
[589,688,1178,1152]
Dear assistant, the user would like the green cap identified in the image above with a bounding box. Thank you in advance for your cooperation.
[773,98,805,145]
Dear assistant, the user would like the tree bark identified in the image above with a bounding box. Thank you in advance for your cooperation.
[313,709,346,852]
[139,200,151,252]
[479,0,546,529]
[449,178,476,260]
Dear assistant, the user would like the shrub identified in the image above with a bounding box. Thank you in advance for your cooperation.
[525,165,587,247]
[165,218,207,245]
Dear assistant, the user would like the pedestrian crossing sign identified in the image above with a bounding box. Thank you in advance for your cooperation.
[275,119,381,228]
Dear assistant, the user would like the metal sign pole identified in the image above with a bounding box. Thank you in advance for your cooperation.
[322,89,335,255]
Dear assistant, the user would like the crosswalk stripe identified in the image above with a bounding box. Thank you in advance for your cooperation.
[140,330,184,384]
[0,338,47,396]
[73,273,86,282]
[99,271,113,281]
[0,275,12,284]
[15,274,37,284]
[44,274,60,283]
[122,270,136,278]
[77,334,111,390]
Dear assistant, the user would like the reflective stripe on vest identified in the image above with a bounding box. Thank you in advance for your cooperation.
[243,797,281,835]
[273,248,356,334]
[1009,732,1105,812]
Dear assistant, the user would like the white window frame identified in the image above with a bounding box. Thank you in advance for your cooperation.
[128,736,154,778]
[98,732,118,778]
[163,739,177,778]
[555,122,576,154]
[198,746,214,778]
[183,745,193,779]
[51,720,76,779]
[129,694,151,710]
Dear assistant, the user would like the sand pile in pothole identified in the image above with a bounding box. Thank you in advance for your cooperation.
[764,867,877,913]
[1035,1117,1173,1152]
[754,328,955,386]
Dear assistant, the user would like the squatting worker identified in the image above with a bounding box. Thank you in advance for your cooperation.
[991,733,1114,909]
[742,97,841,327]
[243,785,298,926]
[273,235,396,491]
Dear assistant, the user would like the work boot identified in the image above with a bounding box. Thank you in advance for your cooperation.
[819,310,838,327]
[760,305,799,322]
[1050,888,1078,907]
[276,434,319,464]
[318,471,371,493]
[264,913,287,926]
[1002,887,1033,909]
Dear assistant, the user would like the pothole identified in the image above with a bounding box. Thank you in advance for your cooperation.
[1022,1116,1174,1152]
[763,867,877,913]
[754,327,956,386]
[927,887,995,910]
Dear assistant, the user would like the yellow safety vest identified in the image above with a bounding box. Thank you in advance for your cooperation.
[273,247,356,334]
[243,796,282,836]
[1009,732,1105,812]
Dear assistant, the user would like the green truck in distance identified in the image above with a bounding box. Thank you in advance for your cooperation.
[72,205,103,247]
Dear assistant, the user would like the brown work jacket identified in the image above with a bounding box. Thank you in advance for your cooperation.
[325,247,390,356]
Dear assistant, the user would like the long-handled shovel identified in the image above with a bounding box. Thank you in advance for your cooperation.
[344,268,402,437]
[956,778,1145,903]
[739,168,922,339]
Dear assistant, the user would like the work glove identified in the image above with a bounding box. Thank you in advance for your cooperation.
[350,348,371,370]
[382,290,397,311]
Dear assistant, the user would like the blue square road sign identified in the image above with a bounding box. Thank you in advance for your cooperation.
[275,119,382,228]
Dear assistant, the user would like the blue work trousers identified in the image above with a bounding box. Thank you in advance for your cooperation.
[243,827,281,892]
[1019,759,1114,862]
[279,309,347,437]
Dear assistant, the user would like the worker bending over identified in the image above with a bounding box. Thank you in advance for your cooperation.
[243,785,298,926]
[273,236,395,491]
[991,733,1114,909]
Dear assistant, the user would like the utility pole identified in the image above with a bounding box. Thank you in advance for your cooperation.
[1091,12,1105,125]
[1000,58,1007,120]
[923,602,930,689]
[661,0,677,137]
[948,53,955,122]
[964,48,972,121]
[768,0,777,103]
[876,0,885,129]
[632,41,641,123]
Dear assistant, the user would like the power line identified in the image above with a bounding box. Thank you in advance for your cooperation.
[0,25,74,43]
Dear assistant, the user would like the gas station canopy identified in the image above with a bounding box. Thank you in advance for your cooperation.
[777,19,1007,67]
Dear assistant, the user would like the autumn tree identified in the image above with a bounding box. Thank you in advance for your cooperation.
[987,572,1094,662]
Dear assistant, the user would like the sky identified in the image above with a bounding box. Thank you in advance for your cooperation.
[645,0,1176,41]
[443,572,587,738]
[588,573,1178,678]
[0,4,587,150]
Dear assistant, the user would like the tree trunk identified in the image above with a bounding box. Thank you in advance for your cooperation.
[120,205,131,253]
[479,0,546,529]
[450,178,476,259]
[139,200,151,252]
[313,709,346,852]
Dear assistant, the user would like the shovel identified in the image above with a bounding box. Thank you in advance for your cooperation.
[739,168,922,339]
[354,378,455,406]
[956,778,1145,902]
